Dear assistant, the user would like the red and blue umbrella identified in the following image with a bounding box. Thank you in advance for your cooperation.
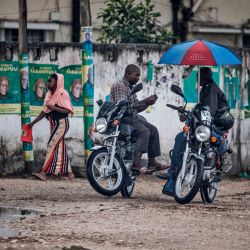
[158,38,241,66]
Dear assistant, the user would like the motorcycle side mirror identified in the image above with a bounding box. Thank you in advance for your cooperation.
[170,84,187,107]
[96,99,103,106]
[129,82,143,96]
[117,99,128,107]
[171,84,184,98]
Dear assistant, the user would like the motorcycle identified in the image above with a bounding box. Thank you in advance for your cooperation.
[86,83,143,198]
[167,84,233,204]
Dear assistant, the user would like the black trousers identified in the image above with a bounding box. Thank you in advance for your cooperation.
[123,116,161,158]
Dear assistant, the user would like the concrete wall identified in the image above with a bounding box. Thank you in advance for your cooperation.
[0,42,249,175]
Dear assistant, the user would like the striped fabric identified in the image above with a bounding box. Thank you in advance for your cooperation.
[42,116,72,176]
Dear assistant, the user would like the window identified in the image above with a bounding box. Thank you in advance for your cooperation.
[243,35,250,48]
[27,30,45,42]
[5,29,18,42]
[4,29,45,42]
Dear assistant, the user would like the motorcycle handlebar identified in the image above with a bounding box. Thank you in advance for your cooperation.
[166,104,182,111]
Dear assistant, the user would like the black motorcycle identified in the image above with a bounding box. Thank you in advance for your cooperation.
[167,84,233,204]
[86,83,143,198]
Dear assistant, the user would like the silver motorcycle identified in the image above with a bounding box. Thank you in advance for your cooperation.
[86,83,143,198]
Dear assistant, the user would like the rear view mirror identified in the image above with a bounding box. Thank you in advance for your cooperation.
[170,84,187,108]
[130,82,143,96]
[117,99,128,107]
[170,84,185,98]
[96,99,103,106]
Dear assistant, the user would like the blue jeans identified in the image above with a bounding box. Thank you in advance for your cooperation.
[168,132,186,176]
[211,130,228,155]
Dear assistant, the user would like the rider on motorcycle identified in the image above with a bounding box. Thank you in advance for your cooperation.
[110,64,167,173]
[163,67,234,196]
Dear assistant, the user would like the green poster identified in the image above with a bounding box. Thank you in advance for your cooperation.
[82,26,94,160]
[224,68,243,119]
[245,74,250,119]
[29,63,58,116]
[19,54,34,162]
[147,60,153,82]
[0,61,20,114]
[59,65,83,117]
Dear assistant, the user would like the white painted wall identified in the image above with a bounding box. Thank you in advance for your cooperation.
[0,43,249,175]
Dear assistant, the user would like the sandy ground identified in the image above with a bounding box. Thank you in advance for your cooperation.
[0,176,249,250]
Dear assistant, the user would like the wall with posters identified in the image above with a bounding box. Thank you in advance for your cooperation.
[0,42,249,175]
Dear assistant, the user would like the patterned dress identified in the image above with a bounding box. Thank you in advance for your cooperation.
[42,110,72,176]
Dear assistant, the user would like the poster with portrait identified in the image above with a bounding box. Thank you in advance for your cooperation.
[0,61,20,114]
[59,65,83,117]
[82,26,94,158]
[29,63,58,116]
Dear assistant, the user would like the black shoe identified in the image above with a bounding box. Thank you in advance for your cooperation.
[157,173,169,180]
[131,169,140,176]
[162,189,174,197]
[162,177,174,197]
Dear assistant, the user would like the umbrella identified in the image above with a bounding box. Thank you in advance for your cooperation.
[158,38,241,99]
[158,38,241,66]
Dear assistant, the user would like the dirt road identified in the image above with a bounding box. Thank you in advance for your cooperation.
[0,176,249,250]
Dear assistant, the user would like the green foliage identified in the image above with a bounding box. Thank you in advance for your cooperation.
[97,0,171,43]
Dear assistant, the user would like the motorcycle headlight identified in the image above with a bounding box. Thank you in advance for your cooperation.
[95,118,107,134]
[195,125,211,142]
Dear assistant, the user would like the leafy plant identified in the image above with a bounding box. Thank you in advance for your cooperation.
[97,0,171,43]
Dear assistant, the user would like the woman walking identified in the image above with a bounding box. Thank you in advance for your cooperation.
[29,73,74,181]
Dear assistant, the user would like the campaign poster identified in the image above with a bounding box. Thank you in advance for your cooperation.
[19,54,34,162]
[82,26,94,159]
[0,61,20,114]
[29,64,58,116]
[59,65,83,117]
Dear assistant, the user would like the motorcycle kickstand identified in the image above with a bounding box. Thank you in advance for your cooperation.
[200,186,207,205]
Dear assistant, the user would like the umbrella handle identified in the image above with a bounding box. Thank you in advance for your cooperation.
[197,65,201,103]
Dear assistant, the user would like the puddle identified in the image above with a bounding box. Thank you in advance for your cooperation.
[0,207,42,238]
[0,207,41,222]
[0,228,20,238]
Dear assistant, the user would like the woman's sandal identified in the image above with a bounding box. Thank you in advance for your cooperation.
[60,173,75,180]
[67,173,75,179]
[32,172,47,181]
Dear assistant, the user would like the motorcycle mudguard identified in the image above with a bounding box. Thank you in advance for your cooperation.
[123,171,133,187]
[90,145,107,151]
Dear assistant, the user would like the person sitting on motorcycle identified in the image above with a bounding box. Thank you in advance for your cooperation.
[162,66,233,196]
[110,64,167,173]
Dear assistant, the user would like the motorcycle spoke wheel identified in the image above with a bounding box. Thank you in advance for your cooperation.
[176,161,198,198]
[92,152,123,191]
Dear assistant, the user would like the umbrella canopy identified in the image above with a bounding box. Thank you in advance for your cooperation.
[158,38,241,66]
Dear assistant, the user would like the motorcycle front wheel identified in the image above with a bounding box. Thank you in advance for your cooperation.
[174,157,204,204]
[86,148,125,197]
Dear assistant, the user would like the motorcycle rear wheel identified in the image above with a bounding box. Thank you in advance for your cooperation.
[121,182,135,198]
[200,183,217,203]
